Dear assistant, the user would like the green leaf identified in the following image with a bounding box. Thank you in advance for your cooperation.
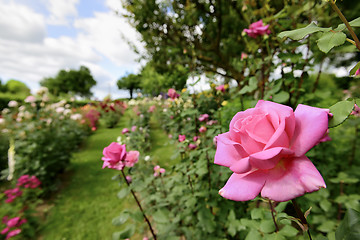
[112,225,135,240]
[112,213,129,226]
[260,220,276,234]
[335,208,360,240]
[272,91,290,103]
[117,188,130,199]
[329,99,355,128]
[350,61,360,75]
[349,17,360,27]
[279,225,298,237]
[317,31,347,53]
[197,207,216,233]
[278,22,331,40]
[318,220,336,233]
[320,200,332,212]
[153,209,170,224]
[251,208,264,220]
[245,229,262,240]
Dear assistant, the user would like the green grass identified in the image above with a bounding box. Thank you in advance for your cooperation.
[38,112,176,240]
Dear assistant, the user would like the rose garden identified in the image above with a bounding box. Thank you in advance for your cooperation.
[0,0,360,240]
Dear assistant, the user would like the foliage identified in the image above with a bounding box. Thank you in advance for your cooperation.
[117,73,141,99]
[40,66,96,97]
[4,80,31,96]
[0,98,89,194]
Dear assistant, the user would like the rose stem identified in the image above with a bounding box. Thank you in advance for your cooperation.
[121,169,157,240]
[291,199,312,240]
[268,200,279,232]
[329,0,360,51]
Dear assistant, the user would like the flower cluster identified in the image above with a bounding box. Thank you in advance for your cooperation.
[17,175,41,189]
[167,88,180,100]
[153,165,165,177]
[1,216,26,240]
[101,142,139,171]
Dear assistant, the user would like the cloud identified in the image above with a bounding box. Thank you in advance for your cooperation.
[0,0,143,99]
[0,0,46,43]
[46,0,80,25]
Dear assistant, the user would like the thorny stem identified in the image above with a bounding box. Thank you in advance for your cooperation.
[292,199,312,240]
[268,200,279,232]
[120,170,157,240]
[329,0,360,51]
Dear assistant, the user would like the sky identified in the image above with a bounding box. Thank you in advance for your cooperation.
[0,0,145,99]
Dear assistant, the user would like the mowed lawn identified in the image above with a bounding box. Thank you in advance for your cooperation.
[38,112,176,240]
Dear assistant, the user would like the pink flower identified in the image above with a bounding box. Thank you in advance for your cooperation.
[241,52,248,60]
[355,68,360,76]
[4,188,22,203]
[206,120,218,126]
[17,175,41,188]
[125,150,139,167]
[193,136,199,142]
[101,142,127,170]
[122,128,129,134]
[6,217,21,228]
[125,176,132,183]
[243,20,271,38]
[214,100,329,202]
[5,229,21,239]
[91,127,97,131]
[351,104,360,117]
[178,134,186,142]
[167,88,180,99]
[198,114,209,122]
[131,125,137,132]
[154,165,165,177]
[188,143,197,150]
[216,85,225,92]
[1,227,9,235]
[24,95,36,103]
[148,105,156,113]
[168,134,173,139]
[199,126,207,133]
[170,115,174,119]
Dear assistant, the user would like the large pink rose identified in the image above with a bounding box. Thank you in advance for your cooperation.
[102,142,127,170]
[214,100,330,202]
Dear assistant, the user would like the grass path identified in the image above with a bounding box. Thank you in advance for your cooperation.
[38,112,175,240]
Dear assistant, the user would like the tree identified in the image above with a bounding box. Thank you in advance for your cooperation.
[117,73,141,99]
[5,79,31,95]
[41,66,96,97]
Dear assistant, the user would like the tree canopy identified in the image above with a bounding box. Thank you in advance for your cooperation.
[117,73,141,99]
[5,79,31,95]
[41,66,96,97]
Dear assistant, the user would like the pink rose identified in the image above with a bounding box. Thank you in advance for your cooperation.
[355,68,360,76]
[193,136,199,142]
[178,134,186,142]
[101,142,127,170]
[199,126,207,133]
[5,229,21,240]
[188,143,197,150]
[154,165,165,177]
[198,114,209,122]
[4,188,22,203]
[125,176,132,183]
[351,104,360,117]
[148,105,156,113]
[241,52,248,60]
[122,128,129,134]
[167,88,180,99]
[216,85,225,92]
[215,100,329,202]
[125,150,139,167]
[131,125,137,132]
[243,20,271,38]
[24,95,36,103]
[17,175,41,188]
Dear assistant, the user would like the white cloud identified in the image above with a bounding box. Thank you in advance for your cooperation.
[0,0,46,42]
[46,0,79,25]
[0,0,143,99]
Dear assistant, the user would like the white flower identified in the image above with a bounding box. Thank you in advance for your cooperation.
[0,118,5,125]
[2,108,10,114]
[144,155,151,161]
[8,101,18,107]
[63,109,72,115]
[56,107,65,113]
[70,113,82,121]
[116,136,123,144]
[24,95,36,103]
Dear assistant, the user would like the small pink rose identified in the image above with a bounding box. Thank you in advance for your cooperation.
[215,100,329,202]
[216,85,225,92]
[243,20,271,38]
[178,134,186,142]
[153,165,166,177]
[125,150,139,167]
[199,126,207,133]
[241,52,248,60]
[198,114,209,122]
[5,229,21,240]
[188,143,197,150]
[167,88,180,99]
[131,125,137,132]
[122,128,129,134]
[193,136,199,142]
[148,105,156,113]
[125,176,132,183]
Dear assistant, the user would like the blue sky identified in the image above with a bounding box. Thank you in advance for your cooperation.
[0,0,144,99]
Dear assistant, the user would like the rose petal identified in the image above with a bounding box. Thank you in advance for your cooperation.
[291,104,329,156]
[261,156,326,202]
[219,171,266,201]
[214,132,248,167]
[249,147,294,170]
[229,157,251,173]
